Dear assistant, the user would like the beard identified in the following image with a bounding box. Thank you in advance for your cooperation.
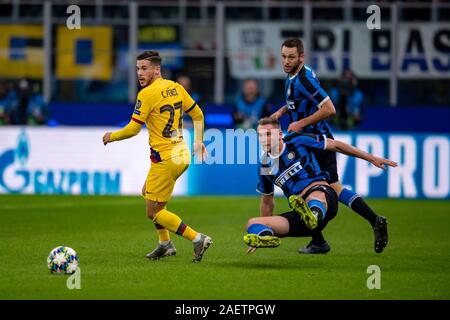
[139,74,155,87]
[284,60,301,74]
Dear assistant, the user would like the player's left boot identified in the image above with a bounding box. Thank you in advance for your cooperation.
[373,216,388,253]
[192,234,213,263]
[146,241,177,260]
[298,241,330,254]
[243,234,281,248]
[289,195,318,229]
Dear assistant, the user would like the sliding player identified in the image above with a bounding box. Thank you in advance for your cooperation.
[244,118,396,254]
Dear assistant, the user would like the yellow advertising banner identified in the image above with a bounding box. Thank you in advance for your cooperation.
[0,25,44,79]
[56,26,112,80]
[139,26,178,42]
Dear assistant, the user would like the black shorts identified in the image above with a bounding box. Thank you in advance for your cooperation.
[312,148,339,184]
[279,184,338,237]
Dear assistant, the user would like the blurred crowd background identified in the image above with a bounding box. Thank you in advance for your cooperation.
[0,0,449,132]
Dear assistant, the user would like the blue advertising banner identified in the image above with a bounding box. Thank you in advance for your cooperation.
[1,128,448,199]
[188,131,449,199]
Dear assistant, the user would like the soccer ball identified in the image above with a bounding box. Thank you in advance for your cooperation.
[47,246,79,274]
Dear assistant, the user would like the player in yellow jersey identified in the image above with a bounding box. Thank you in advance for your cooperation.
[102,51,212,263]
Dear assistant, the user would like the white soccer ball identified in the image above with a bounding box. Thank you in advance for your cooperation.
[47,246,79,274]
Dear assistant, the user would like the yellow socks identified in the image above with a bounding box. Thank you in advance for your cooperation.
[154,223,170,243]
[153,209,198,241]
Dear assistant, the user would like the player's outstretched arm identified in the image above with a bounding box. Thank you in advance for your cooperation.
[260,194,275,217]
[287,99,336,133]
[102,119,142,145]
[326,139,398,170]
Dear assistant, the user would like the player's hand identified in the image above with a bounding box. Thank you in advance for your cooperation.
[370,156,398,170]
[246,246,257,254]
[287,120,304,133]
[193,142,207,162]
[102,132,112,146]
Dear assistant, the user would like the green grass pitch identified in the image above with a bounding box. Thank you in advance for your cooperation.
[0,195,449,299]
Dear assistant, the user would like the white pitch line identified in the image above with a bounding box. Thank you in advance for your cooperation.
[0,199,142,211]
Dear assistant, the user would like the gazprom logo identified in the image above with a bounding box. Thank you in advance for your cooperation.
[16,130,29,166]
[0,129,120,195]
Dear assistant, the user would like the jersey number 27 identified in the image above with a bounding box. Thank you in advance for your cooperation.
[160,101,183,138]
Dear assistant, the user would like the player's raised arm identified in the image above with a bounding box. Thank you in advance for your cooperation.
[326,139,398,170]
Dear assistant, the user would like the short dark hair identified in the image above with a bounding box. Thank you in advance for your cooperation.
[258,117,280,128]
[137,50,162,65]
[281,38,304,54]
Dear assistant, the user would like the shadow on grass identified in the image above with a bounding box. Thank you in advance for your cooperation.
[205,258,326,271]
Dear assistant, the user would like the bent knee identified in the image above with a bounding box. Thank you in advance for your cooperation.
[246,217,262,230]
[330,182,343,195]
[146,201,165,220]
[146,210,154,220]
[146,207,154,220]
[306,190,327,202]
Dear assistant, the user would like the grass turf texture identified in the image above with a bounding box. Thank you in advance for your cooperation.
[0,195,449,300]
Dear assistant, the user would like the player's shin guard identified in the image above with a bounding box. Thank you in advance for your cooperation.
[153,209,198,241]
[338,188,377,225]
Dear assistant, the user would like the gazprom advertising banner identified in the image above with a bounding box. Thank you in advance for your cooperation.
[0,127,448,199]
[0,127,186,196]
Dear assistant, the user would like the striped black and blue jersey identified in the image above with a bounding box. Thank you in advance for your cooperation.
[285,64,333,138]
[256,133,329,198]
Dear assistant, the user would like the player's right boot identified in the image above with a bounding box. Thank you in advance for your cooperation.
[145,241,177,260]
[192,234,213,263]
[298,241,330,254]
[243,234,281,248]
[289,195,319,229]
[373,216,388,253]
